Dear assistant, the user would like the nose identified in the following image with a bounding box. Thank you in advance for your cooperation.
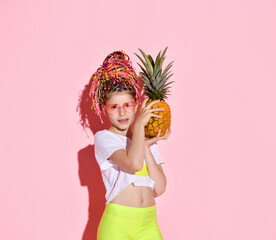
[118,106,126,116]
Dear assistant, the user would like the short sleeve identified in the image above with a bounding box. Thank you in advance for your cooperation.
[94,131,126,171]
[150,143,165,165]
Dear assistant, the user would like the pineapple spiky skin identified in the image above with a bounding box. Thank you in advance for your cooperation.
[145,100,171,138]
[135,47,174,138]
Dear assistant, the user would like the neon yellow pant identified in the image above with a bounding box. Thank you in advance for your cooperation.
[97,203,163,240]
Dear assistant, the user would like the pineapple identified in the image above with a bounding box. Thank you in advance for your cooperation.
[135,47,174,138]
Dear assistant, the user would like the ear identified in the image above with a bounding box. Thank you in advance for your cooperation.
[102,105,107,116]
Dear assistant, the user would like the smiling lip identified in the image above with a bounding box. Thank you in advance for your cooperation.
[118,119,129,124]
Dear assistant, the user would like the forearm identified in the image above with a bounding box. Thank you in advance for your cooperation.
[145,146,167,196]
[126,123,145,170]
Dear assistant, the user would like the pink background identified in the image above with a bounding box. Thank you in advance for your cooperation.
[1,0,276,239]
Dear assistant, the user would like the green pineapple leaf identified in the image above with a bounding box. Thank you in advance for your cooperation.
[135,47,173,101]
[134,53,147,70]
[160,61,174,80]
[137,62,149,77]
[148,55,155,67]
[137,49,154,76]
[134,53,153,78]
[159,47,168,69]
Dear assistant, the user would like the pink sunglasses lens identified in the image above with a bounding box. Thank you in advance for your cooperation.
[106,102,136,114]
[122,102,136,112]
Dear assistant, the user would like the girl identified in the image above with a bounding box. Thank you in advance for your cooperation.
[89,50,171,240]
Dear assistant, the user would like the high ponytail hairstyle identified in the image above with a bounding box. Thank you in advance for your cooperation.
[89,50,142,123]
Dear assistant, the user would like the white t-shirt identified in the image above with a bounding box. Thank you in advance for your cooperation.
[94,129,165,205]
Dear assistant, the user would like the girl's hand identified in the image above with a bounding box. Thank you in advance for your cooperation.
[135,97,165,128]
[145,128,171,148]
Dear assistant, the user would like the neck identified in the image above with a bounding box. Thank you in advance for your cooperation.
[108,126,133,139]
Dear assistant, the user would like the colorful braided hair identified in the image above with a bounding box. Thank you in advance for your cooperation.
[89,50,142,123]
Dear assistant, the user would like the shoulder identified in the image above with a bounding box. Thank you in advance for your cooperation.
[95,129,109,137]
[94,130,125,147]
[95,129,121,137]
[95,130,117,140]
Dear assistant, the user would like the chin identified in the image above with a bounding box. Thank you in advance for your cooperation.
[113,123,131,131]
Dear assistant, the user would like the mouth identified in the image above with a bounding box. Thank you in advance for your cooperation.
[118,119,129,124]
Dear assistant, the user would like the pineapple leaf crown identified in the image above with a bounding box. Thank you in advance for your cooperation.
[134,46,174,101]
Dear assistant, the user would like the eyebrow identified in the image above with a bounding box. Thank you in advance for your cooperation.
[107,101,134,105]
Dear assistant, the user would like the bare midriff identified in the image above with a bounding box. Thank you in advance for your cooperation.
[110,184,155,208]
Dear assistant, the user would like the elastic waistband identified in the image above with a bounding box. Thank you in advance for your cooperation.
[105,203,157,220]
[105,203,156,218]
[107,202,156,211]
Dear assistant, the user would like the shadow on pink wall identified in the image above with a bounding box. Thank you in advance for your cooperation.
[78,145,105,240]
[77,81,110,240]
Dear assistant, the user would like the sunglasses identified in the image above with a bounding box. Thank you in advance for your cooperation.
[104,101,137,115]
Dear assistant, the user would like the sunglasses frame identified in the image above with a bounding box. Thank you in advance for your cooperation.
[103,101,138,116]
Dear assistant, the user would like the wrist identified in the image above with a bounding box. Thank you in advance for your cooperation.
[133,122,144,133]
[145,144,151,151]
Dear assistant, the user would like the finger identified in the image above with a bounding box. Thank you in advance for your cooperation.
[159,132,167,140]
[151,114,163,118]
[149,108,165,112]
[156,129,161,138]
[164,129,171,139]
[141,96,149,109]
[146,99,160,109]
[152,130,161,143]
[160,129,170,140]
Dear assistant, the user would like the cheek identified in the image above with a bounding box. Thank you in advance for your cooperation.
[107,114,116,121]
